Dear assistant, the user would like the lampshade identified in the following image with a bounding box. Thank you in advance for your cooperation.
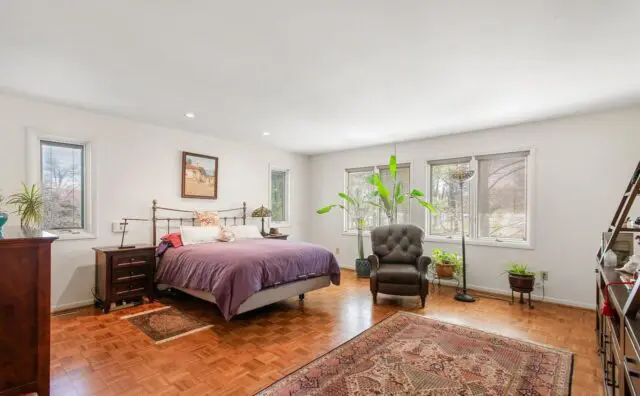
[449,167,475,183]
[251,205,272,218]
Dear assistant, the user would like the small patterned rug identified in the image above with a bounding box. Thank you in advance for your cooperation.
[122,306,213,344]
[257,312,573,395]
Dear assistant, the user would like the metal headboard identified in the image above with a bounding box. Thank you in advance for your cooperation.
[151,199,247,244]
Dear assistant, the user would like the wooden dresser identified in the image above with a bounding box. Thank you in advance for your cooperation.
[0,227,57,396]
[93,245,155,313]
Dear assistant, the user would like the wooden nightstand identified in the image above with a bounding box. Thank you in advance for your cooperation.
[93,245,156,313]
[264,234,289,240]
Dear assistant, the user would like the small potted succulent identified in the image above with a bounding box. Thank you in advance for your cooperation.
[505,263,536,292]
[431,248,462,278]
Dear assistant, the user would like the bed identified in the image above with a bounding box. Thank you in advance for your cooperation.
[151,200,340,320]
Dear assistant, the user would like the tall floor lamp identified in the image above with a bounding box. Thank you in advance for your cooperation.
[450,167,476,303]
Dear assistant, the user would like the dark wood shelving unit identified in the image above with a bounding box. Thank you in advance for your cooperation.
[596,160,640,395]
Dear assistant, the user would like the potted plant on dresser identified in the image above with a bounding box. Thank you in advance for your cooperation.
[317,192,371,277]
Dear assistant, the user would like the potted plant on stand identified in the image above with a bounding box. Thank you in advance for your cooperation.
[504,263,536,308]
[366,154,435,223]
[431,248,462,279]
[7,183,44,230]
[317,191,371,277]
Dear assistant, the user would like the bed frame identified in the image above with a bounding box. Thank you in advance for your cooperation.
[151,200,331,316]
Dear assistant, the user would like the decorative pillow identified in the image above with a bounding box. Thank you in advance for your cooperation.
[230,225,263,239]
[160,232,183,248]
[195,211,220,226]
[180,225,220,245]
[216,227,236,242]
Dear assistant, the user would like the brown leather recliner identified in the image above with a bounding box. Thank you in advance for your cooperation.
[368,224,430,308]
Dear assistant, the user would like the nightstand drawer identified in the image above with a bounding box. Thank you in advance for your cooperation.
[112,281,147,298]
[112,266,149,283]
[112,254,152,269]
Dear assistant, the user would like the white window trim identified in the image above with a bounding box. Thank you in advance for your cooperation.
[342,163,412,234]
[26,128,97,240]
[424,148,535,250]
[268,166,291,228]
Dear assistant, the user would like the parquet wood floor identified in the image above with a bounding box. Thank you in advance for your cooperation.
[49,270,601,395]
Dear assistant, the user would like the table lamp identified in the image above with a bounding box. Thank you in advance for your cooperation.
[119,217,149,249]
[449,166,476,303]
[251,206,272,236]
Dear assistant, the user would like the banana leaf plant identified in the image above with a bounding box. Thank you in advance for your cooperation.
[317,190,370,260]
[367,155,436,224]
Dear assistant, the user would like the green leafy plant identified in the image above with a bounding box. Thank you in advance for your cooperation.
[504,262,535,276]
[367,155,435,223]
[7,183,44,229]
[317,191,370,260]
[431,248,462,276]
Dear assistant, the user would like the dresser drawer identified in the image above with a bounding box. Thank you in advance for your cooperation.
[112,281,147,299]
[112,253,152,269]
[112,266,149,283]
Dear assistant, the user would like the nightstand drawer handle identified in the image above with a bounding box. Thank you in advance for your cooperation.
[116,260,146,267]
[116,274,146,281]
[116,287,145,296]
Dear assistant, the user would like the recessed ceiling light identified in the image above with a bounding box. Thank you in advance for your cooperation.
[185,112,195,118]
[262,131,270,136]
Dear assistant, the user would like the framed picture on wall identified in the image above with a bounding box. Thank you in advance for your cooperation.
[181,151,218,199]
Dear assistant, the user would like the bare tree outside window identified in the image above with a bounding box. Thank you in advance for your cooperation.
[429,162,471,237]
[41,141,84,230]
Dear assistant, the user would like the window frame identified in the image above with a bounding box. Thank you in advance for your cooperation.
[268,166,291,227]
[342,163,412,234]
[425,148,535,250]
[26,129,96,240]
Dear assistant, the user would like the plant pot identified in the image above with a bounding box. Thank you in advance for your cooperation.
[436,262,455,278]
[508,273,535,292]
[355,258,371,278]
[0,211,8,232]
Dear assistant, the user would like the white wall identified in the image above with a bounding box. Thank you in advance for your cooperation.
[0,93,311,311]
[310,106,640,308]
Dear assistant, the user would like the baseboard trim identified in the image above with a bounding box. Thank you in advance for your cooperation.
[51,299,94,313]
[433,279,596,310]
[340,265,595,310]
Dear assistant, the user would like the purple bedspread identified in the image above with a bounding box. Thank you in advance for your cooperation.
[155,239,340,320]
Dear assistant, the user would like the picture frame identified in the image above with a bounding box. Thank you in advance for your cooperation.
[181,151,218,199]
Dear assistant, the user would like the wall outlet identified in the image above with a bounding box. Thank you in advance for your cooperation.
[112,221,128,233]
[335,247,340,255]
[540,271,549,281]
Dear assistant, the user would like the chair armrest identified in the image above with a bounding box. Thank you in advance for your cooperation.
[417,256,431,274]
[368,255,380,271]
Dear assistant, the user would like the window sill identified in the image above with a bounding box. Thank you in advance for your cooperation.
[47,230,97,241]
[342,231,371,237]
[424,236,533,250]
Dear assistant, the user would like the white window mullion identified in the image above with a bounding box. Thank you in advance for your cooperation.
[470,157,479,239]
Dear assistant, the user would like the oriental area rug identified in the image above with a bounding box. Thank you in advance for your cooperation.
[122,306,213,344]
[257,311,573,396]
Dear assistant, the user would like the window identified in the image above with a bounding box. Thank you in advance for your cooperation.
[428,158,471,237]
[270,169,290,224]
[41,141,85,229]
[426,150,531,246]
[344,164,411,232]
[26,130,94,239]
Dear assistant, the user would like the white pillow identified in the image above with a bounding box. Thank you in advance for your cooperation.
[180,225,221,245]
[230,225,263,239]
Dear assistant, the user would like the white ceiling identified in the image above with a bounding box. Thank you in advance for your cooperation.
[1,1,639,154]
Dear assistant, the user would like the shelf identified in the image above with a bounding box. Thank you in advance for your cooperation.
[621,227,640,232]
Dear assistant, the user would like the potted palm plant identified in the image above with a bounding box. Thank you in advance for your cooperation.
[317,190,371,277]
[431,248,462,278]
[367,154,435,223]
[7,183,44,229]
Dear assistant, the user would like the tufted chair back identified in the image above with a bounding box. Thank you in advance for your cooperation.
[370,224,424,264]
